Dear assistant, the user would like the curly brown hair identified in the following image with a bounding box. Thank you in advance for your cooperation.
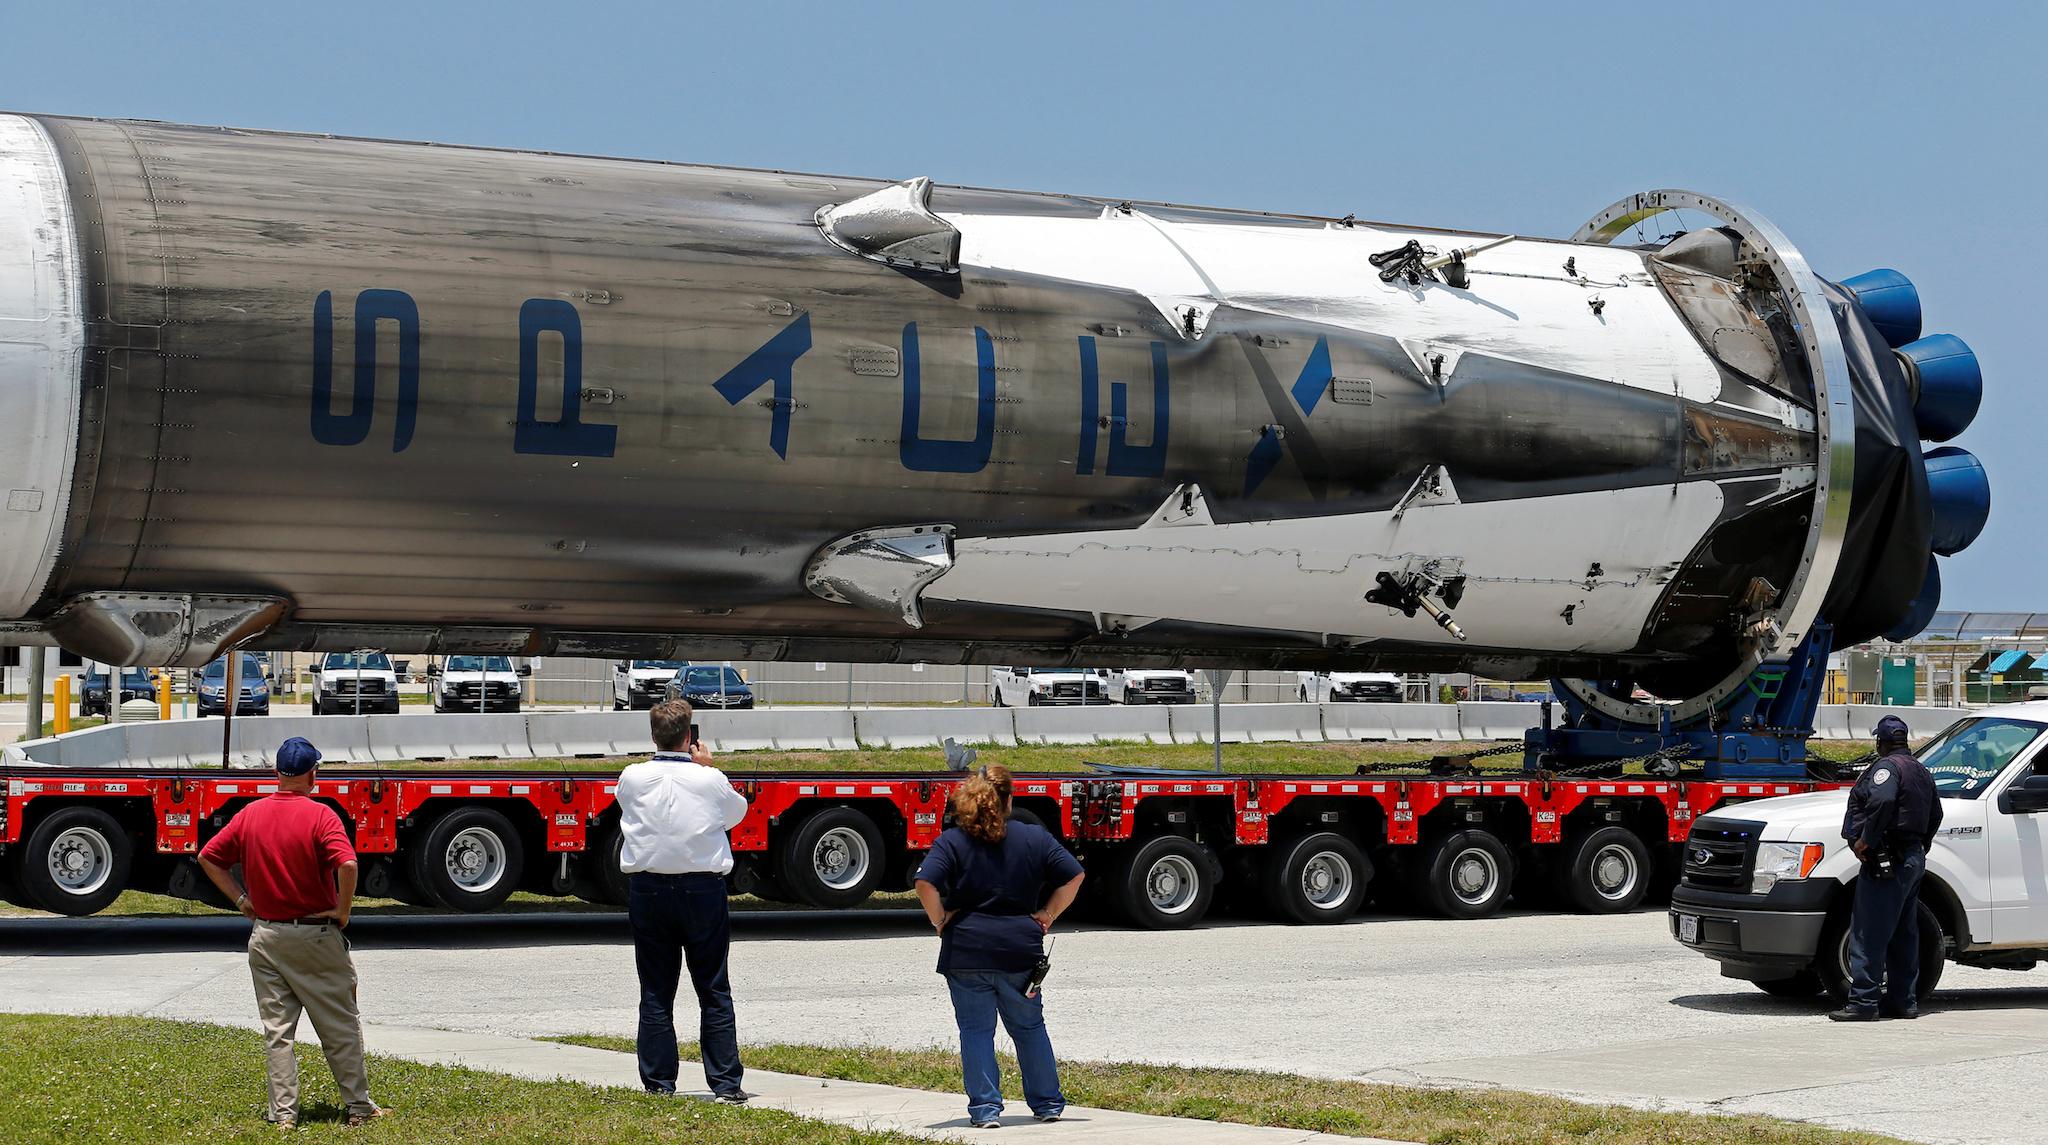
[952,764,1013,845]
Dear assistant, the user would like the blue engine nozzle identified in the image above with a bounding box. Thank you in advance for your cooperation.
[1925,445,1991,555]
[1896,333,1983,442]
[1842,268,1922,348]
[1883,556,1942,642]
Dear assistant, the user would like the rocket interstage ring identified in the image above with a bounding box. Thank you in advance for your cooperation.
[1566,190,1852,728]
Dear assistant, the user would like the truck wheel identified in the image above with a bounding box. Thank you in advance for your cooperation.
[18,806,132,916]
[1108,835,1218,929]
[1414,829,1514,919]
[613,697,625,711]
[1557,827,1652,914]
[1754,971,1823,998]
[409,807,525,912]
[777,807,885,908]
[1263,832,1369,925]
[573,821,631,906]
[1816,899,1947,1003]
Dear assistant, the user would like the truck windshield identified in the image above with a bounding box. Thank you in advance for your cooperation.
[446,656,513,673]
[203,654,266,679]
[683,667,744,688]
[1914,717,2046,798]
[325,652,391,672]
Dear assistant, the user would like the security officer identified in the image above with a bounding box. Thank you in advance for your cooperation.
[1829,714,1943,1021]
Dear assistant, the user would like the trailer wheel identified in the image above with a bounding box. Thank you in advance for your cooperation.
[778,807,885,908]
[573,821,631,906]
[1108,835,1217,929]
[1414,829,1514,919]
[1816,898,1946,1003]
[1557,827,1652,914]
[18,806,133,916]
[410,807,524,912]
[1263,832,1368,925]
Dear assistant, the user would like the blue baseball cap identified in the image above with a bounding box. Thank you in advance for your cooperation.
[276,737,323,776]
[1873,715,1911,745]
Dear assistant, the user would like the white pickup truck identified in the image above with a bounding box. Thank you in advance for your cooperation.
[429,655,528,714]
[990,667,1105,707]
[1298,671,1405,703]
[309,651,400,715]
[1671,703,2048,1002]
[1102,668,1197,705]
[612,659,686,710]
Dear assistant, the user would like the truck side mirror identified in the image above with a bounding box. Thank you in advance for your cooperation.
[426,664,441,676]
[517,665,532,677]
[1998,773,2048,815]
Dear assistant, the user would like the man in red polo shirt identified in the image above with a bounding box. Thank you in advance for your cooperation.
[199,736,388,1130]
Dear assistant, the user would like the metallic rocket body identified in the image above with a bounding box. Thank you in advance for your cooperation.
[0,114,1980,713]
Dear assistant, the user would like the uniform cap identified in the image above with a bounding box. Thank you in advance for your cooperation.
[1873,715,1911,744]
[276,736,323,776]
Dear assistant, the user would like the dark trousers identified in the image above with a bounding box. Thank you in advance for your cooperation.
[629,872,743,1096]
[1847,845,1926,1013]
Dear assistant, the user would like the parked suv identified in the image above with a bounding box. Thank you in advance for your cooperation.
[1298,671,1405,703]
[613,659,687,710]
[430,655,528,713]
[1671,706,2048,1002]
[663,664,754,710]
[1102,669,1197,705]
[78,666,156,717]
[197,653,271,717]
[310,651,401,715]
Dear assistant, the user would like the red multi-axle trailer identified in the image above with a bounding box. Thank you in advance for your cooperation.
[0,763,1843,926]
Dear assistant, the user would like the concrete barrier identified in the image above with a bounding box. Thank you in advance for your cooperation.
[527,710,652,758]
[1809,704,1854,741]
[1458,702,1542,741]
[1013,704,1174,745]
[721,708,859,752]
[856,707,1016,749]
[365,713,534,761]
[1167,702,1323,744]
[125,719,229,768]
[1843,704,1970,740]
[1319,702,1462,741]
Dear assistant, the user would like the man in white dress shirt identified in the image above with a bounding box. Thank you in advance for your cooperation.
[616,698,750,1101]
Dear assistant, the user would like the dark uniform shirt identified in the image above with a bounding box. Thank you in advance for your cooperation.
[915,823,1083,974]
[1842,749,1943,855]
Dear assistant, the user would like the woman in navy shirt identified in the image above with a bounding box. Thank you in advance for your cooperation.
[915,764,1085,1128]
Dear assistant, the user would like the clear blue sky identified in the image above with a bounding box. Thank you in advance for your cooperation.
[6,1,2041,609]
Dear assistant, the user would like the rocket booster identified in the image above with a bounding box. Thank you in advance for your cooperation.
[0,114,1987,720]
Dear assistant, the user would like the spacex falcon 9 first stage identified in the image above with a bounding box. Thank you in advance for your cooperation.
[0,113,1991,742]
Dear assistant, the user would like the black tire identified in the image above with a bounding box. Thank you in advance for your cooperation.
[1755,971,1824,998]
[1556,826,1653,914]
[1816,898,1947,1004]
[1262,832,1369,925]
[992,690,1005,708]
[573,820,631,906]
[776,807,886,908]
[1107,834,1218,930]
[17,806,133,916]
[1413,829,1514,919]
[613,697,626,711]
[408,806,525,912]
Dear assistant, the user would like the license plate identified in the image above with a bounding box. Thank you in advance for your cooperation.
[1677,913,1700,944]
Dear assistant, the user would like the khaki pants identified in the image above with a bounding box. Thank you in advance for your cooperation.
[248,920,375,1121]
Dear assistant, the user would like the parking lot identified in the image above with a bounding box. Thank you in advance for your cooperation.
[2,905,2041,1144]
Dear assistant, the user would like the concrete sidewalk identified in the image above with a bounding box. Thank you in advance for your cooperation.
[362,1021,1409,1143]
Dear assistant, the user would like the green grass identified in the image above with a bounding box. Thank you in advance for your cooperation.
[546,1033,1912,1145]
[0,1014,921,1144]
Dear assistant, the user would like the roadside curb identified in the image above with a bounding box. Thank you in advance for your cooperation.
[361,1021,1418,1144]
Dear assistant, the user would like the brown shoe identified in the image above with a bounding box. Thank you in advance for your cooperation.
[273,1119,297,1132]
[345,1105,390,1128]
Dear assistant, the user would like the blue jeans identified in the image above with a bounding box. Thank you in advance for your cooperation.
[944,969,1064,1123]
[1847,846,1926,1013]
[629,872,743,1096]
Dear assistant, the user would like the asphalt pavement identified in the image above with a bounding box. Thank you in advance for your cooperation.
[3,905,2043,1144]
